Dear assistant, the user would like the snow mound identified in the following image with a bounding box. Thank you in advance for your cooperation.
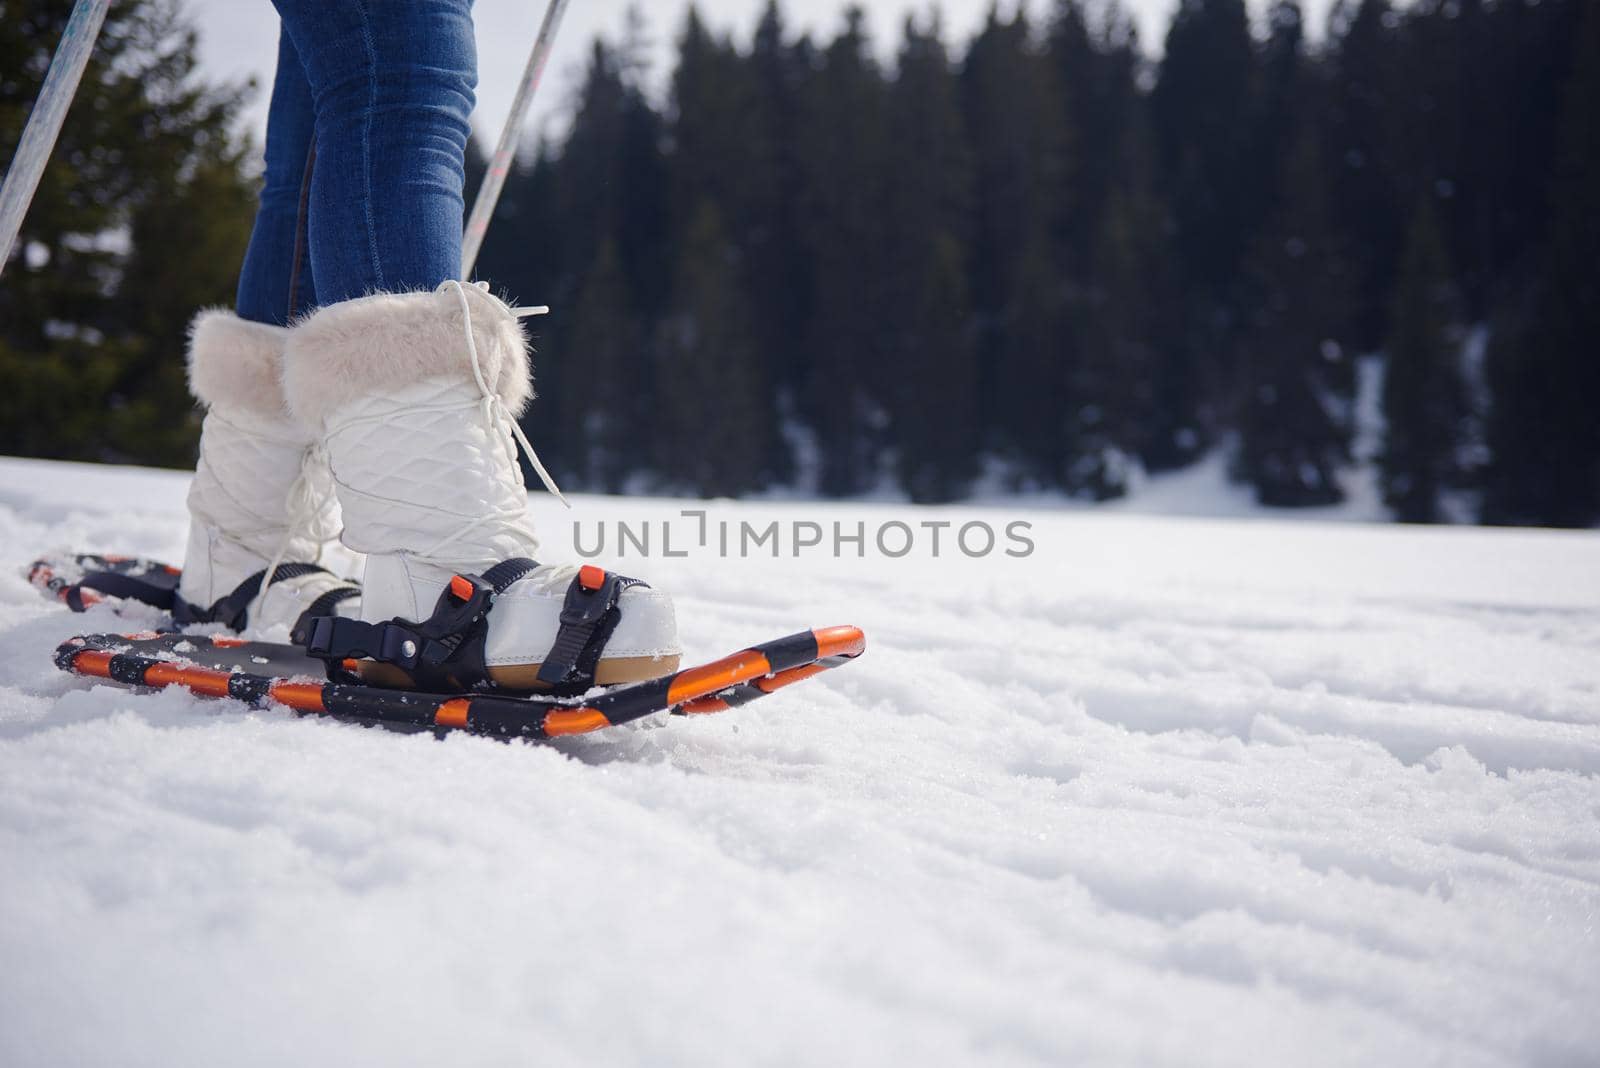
[1,456,1597,1066]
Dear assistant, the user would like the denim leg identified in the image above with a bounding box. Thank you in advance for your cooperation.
[235,27,317,327]
[273,0,477,306]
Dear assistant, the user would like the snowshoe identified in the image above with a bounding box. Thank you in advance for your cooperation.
[54,625,866,739]
[28,552,183,614]
[27,551,360,638]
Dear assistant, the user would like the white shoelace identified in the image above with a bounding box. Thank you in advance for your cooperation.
[445,278,569,509]
[256,442,333,604]
[399,280,568,568]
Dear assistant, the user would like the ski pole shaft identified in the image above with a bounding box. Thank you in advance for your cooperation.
[460,0,571,280]
[0,0,112,279]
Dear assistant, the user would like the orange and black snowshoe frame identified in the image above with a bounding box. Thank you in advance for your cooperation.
[55,625,866,740]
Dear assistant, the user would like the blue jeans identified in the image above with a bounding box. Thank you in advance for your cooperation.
[236,0,477,326]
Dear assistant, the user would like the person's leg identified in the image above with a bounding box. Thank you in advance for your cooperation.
[235,27,317,326]
[178,23,355,633]
[275,1,679,689]
[273,0,476,303]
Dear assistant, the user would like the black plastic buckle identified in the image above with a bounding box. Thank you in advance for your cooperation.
[303,615,338,658]
[305,615,387,661]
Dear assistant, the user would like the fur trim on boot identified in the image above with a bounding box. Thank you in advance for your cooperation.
[284,285,533,430]
[187,310,293,417]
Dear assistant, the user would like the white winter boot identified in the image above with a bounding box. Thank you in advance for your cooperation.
[282,281,679,693]
[179,311,360,637]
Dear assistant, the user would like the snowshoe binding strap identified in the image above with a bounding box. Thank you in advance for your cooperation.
[534,565,647,695]
[174,562,337,632]
[289,585,361,647]
[301,558,538,692]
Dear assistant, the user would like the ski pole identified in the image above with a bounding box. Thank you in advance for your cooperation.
[0,0,112,279]
[460,0,571,279]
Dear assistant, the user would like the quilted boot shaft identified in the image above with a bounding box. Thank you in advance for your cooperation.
[180,311,354,633]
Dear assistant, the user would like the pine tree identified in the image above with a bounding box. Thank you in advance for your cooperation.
[1253,2,1305,224]
[1049,1,1166,498]
[669,8,757,223]
[666,6,784,483]
[961,8,1072,487]
[1388,1,1476,317]
[1380,200,1464,523]
[655,201,768,497]
[798,9,890,496]
[1147,0,1257,468]
[1047,0,1139,282]
[527,39,668,484]
[884,14,978,502]
[1482,1,1600,527]
[1150,0,1256,291]
[1480,0,1587,297]
[1230,3,1355,506]
[1324,0,1405,352]
[744,1,813,478]
[1075,115,1166,499]
[1239,123,1353,507]
[0,0,254,464]
[550,38,668,310]
[563,239,640,492]
[112,149,255,465]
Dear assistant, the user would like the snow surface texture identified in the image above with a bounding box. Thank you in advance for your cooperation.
[1,455,1597,1067]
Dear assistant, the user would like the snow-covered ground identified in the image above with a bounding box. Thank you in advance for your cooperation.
[1,455,1597,1067]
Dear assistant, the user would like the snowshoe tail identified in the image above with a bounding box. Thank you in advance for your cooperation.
[28,553,182,613]
[53,626,866,739]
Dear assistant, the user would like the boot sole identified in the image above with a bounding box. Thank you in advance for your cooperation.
[354,654,682,693]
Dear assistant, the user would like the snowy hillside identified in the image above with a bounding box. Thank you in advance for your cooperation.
[1,455,1597,1066]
